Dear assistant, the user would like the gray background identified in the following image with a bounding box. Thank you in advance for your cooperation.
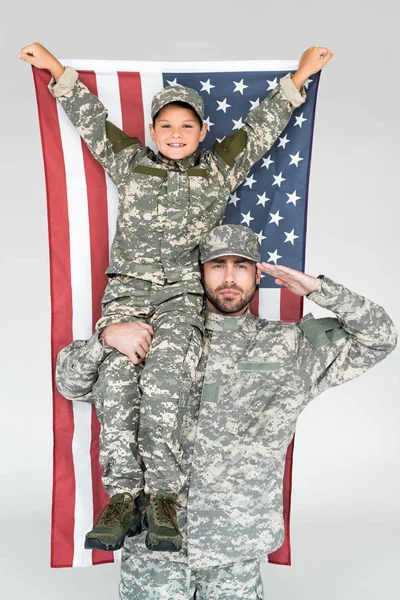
[1,0,399,598]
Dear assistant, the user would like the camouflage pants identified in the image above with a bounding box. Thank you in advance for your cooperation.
[95,275,204,496]
[119,550,264,599]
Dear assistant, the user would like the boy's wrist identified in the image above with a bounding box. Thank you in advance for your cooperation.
[291,69,310,90]
[49,58,65,82]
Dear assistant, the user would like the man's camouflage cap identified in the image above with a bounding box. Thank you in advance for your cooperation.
[200,225,260,264]
[151,84,205,121]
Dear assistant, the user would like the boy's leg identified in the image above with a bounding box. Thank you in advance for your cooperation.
[85,275,152,551]
[85,349,145,551]
[138,289,203,551]
[195,559,264,600]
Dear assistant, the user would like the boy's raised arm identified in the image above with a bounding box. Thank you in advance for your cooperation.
[212,47,334,192]
[18,42,143,186]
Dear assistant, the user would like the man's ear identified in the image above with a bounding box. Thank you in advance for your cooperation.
[149,123,156,142]
[256,265,262,285]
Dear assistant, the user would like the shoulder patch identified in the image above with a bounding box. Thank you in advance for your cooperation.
[106,121,140,153]
[299,315,348,349]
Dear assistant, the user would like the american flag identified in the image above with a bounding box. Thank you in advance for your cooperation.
[32,60,321,569]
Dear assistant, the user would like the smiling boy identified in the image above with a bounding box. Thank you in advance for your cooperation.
[19,42,333,553]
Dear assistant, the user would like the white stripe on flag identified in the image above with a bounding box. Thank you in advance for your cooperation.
[62,59,299,74]
[258,288,281,321]
[57,102,95,567]
[140,72,164,150]
[95,72,122,251]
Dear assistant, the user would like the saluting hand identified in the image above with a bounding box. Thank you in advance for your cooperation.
[17,42,65,81]
[257,262,322,297]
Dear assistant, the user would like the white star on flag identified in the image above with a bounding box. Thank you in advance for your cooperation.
[267,249,282,264]
[216,98,231,113]
[266,78,278,90]
[166,78,179,86]
[289,152,304,167]
[233,79,248,94]
[269,210,284,226]
[256,192,270,207]
[304,78,313,89]
[278,135,290,149]
[241,211,254,226]
[244,174,257,188]
[286,190,301,206]
[256,230,267,244]
[200,79,215,94]
[229,192,240,206]
[216,136,225,143]
[203,116,215,129]
[284,229,299,245]
[232,117,245,130]
[294,113,307,128]
[262,156,274,169]
[272,172,286,187]
[249,98,260,110]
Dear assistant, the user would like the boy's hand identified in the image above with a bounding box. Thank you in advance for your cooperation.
[17,42,65,81]
[100,321,154,365]
[292,46,334,90]
[257,262,322,296]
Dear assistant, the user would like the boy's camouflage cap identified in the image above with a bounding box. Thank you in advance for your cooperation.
[151,85,205,121]
[200,225,260,264]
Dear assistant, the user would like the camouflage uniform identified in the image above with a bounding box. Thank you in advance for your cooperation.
[56,225,397,598]
[50,68,305,495]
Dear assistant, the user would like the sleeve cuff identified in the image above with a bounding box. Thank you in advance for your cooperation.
[279,73,306,108]
[48,66,79,98]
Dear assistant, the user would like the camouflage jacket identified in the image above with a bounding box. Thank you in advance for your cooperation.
[56,277,397,568]
[49,68,305,285]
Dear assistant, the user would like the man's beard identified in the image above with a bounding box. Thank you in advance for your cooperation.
[204,282,257,314]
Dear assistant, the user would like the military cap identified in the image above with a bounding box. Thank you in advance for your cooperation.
[200,224,260,264]
[151,84,205,121]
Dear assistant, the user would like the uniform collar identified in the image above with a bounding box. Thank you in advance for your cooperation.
[204,307,254,332]
[155,152,199,171]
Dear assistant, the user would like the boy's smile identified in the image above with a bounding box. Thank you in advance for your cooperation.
[149,104,207,160]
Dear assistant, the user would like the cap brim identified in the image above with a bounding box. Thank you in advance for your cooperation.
[201,250,259,264]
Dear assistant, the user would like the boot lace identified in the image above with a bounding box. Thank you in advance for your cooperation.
[154,497,182,532]
[95,494,133,527]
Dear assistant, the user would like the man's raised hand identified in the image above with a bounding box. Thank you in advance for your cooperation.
[257,262,322,296]
[100,321,154,365]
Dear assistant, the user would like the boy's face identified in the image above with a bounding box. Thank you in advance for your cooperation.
[149,104,207,160]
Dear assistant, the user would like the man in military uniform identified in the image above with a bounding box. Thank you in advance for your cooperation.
[56,224,397,599]
[20,42,334,552]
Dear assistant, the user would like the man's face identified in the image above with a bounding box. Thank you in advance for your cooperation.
[202,256,261,316]
[149,104,207,160]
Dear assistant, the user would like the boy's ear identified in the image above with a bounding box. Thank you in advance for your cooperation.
[199,122,208,142]
[149,123,156,142]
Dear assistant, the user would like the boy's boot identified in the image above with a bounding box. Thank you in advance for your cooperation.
[145,491,182,552]
[84,492,141,551]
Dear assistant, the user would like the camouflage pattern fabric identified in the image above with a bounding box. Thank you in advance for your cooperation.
[56,274,397,569]
[119,544,264,599]
[48,67,305,286]
[199,223,260,263]
[151,84,205,120]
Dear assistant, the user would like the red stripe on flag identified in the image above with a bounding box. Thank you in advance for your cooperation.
[32,67,76,568]
[268,438,295,566]
[77,71,114,567]
[280,288,303,322]
[118,72,145,143]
